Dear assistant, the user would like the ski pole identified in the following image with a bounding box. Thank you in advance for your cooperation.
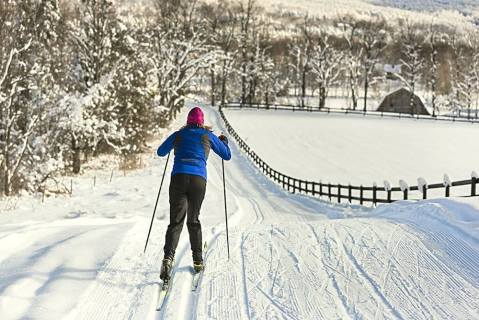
[222,159,230,260]
[144,152,171,253]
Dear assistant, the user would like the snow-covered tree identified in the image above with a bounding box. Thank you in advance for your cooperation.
[69,0,118,90]
[395,20,426,115]
[288,17,314,108]
[242,22,279,105]
[309,33,344,109]
[217,11,238,106]
[61,0,129,173]
[426,20,440,117]
[237,0,258,105]
[469,32,479,119]
[451,31,479,119]
[358,17,388,112]
[339,17,362,110]
[149,26,216,120]
[111,22,165,153]
[30,0,71,192]
[199,1,237,106]
[256,54,281,106]
[1,2,41,195]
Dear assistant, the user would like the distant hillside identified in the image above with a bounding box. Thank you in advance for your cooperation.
[370,0,479,13]
[129,0,478,29]
[244,0,477,29]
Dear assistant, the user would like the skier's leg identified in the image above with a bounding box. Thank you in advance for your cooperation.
[163,174,188,260]
[186,175,206,262]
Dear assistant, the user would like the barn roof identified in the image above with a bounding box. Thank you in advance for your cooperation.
[378,87,425,107]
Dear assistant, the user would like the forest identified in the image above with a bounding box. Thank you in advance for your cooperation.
[1,0,478,196]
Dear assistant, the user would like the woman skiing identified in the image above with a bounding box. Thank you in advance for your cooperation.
[156,106,231,282]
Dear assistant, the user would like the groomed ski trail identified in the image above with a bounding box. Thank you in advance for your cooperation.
[64,105,478,320]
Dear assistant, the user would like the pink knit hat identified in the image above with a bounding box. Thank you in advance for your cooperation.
[187,107,204,126]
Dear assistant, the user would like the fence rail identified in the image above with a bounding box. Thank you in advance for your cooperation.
[223,102,479,124]
[219,104,479,205]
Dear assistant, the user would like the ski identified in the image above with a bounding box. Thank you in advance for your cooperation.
[191,268,203,291]
[156,280,171,311]
[156,259,175,311]
[191,242,208,292]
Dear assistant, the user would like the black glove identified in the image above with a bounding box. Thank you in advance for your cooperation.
[218,134,228,144]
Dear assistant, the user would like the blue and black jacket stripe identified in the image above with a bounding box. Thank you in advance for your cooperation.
[157,125,232,180]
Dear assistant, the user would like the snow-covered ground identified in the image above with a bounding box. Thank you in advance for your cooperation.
[225,108,479,190]
[0,105,478,319]
[275,96,382,111]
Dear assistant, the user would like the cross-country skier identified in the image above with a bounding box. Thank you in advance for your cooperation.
[156,106,231,281]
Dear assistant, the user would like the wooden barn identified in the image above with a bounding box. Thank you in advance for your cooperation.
[377,88,430,115]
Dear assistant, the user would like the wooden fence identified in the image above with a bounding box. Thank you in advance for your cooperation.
[223,102,479,124]
[219,104,479,205]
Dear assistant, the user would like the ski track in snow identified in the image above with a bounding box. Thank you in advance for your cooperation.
[0,105,478,319]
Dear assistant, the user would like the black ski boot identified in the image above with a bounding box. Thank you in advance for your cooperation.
[193,260,204,273]
[160,257,173,281]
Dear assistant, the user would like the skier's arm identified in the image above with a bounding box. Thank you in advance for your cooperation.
[157,132,177,157]
[209,132,232,161]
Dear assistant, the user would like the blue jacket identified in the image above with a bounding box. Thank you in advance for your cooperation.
[157,126,232,180]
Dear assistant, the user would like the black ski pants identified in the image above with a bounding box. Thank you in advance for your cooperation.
[163,173,206,262]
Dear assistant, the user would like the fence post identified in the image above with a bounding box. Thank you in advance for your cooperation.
[387,190,391,202]
[328,183,331,201]
[319,182,323,197]
[418,178,428,200]
[373,185,377,206]
[399,180,408,200]
[472,176,477,196]
[360,185,364,205]
[292,178,296,194]
[443,174,451,198]
[338,184,341,203]
[348,185,352,203]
